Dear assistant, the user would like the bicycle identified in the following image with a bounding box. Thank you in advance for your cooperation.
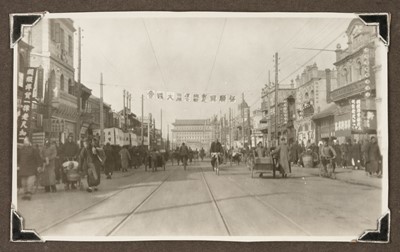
[319,156,336,179]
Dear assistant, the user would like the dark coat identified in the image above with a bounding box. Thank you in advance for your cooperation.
[210,142,223,153]
[18,145,42,177]
[351,143,362,161]
[62,141,79,159]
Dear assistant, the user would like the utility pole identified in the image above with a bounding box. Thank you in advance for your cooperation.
[160,109,163,148]
[274,52,279,146]
[141,94,144,146]
[267,69,271,148]
[76,27,82,143]
[99,73,104,146]
[123,90,126,131]
[167,124,169,151]
[242,93,245,147]
[148,113,151,150]
[248,106,251,147]
[229,107,232,148]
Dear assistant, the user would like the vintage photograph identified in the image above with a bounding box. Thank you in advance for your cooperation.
[12,12,388,241]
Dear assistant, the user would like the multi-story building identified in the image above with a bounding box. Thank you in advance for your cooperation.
[171,119,213,150]
[294,63,336,146]
[330,18,379,144]
[21,18,79,143]
[260,83,294,147]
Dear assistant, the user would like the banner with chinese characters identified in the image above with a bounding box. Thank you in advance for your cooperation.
[17,67,37,143]
[146,90,236,103]
[351,99,362,131]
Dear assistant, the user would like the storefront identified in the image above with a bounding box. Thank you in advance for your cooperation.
[312,104,337,143]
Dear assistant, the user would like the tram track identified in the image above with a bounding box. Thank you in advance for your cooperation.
[226,176,313,236]
[200,167,232,236]
[106,169,176,236]
[39,167,175,235]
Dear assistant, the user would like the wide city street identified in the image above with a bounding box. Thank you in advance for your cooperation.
[18,160,381,238]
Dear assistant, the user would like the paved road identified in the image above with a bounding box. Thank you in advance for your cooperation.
[18,160,382,238]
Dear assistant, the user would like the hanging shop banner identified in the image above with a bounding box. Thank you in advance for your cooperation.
[351,99,362,131]
[335,113,352,137]
[17,67,37,143]
[51,118,66,133]
[145,90,236,103]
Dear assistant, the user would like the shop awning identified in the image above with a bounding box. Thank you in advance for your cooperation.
[312,104,337,120]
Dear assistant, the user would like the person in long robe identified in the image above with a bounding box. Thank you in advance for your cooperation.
[40,139,57,192]
[272,137,290,178]
[79,138,102,192]
[104,143,115,179]
[119,146,131,172]
[366,136,382,176]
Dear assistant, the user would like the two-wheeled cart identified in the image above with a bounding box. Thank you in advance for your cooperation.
[146,151,166,172]
[251,156,276,178]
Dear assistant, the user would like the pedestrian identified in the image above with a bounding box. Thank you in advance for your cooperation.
[54,141,62,184]
[17,137,42,200]
[200,147,205,161]
[340,140,350,169]
[40,139,58,193]
[361,139,370,169]
[104,143,115,179]
[119,145,131,172]
[61,133,80,190]
[255,141,265,158]
[271,137,290,178]
[366,136,382,177]
[333,139,342,169]
[351,139,362,170]
[179,142,189,170]
[79,138,102,192]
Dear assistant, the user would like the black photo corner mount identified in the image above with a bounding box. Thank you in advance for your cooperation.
[10,13,44,48]
[11,209,43,242]
[358,13,390,46]
[357,211,390,243]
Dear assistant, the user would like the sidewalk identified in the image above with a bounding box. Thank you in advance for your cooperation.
[292,165,382,189]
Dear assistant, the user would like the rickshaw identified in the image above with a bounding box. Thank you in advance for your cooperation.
[146,150,166,172]
[251,154,276,178]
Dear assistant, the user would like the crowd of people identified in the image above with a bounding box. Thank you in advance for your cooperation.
[17,134,170,200]
[17,133,382,200]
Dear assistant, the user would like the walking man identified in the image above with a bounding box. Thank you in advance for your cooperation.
[179,143,189,170]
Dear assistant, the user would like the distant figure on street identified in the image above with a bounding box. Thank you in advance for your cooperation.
[40,139,58,193]
[79,138,102,192]
[17,137,42,200]
[199,147,205,161]
[119,146,131,172]
[210,138,223,170]
[366,136,382,177]
[61,133,80,190]
[319,139,337,174]
[351,139,362,170]
[104,143,115,179]
[179,143,189,170]
[271,137,290,178]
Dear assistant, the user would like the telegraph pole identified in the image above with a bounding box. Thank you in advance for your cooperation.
[76,27,82,143]
[242,93,245,147]
[148,113,151,150]
[274,52,279,146]
[160,109,163,148]
[99,73,104,146]
[267,69,271,148]
[229,107,232,148]
[141,94,144,146]
[123,90,126,131]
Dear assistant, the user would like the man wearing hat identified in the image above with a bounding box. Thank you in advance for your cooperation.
[61,133,80,190]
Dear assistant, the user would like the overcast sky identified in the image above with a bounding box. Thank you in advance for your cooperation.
[71,13,354,135]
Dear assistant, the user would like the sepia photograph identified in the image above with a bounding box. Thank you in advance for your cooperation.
[12,11,389,242]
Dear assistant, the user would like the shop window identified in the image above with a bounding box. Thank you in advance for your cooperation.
[60,28,65,50]
[68,35,73,56]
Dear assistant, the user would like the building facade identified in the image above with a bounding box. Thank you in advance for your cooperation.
[171,119,213,150]
[330,18,378,144]
[22,18,78,144]
[294,63,336,146]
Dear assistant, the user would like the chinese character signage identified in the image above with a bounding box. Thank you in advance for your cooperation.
[351,99,362,131]
[145,90,236,103]
[17,67,37,143]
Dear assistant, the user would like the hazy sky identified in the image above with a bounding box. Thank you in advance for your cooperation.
[71,13,354,135]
